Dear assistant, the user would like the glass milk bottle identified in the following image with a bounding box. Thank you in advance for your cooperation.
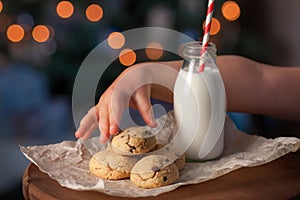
[173,42,226,161]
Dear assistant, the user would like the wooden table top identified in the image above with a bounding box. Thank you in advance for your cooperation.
[23,153,300,200]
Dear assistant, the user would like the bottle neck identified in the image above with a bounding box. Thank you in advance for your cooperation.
[181,42,217,72]
[183,41,217,63]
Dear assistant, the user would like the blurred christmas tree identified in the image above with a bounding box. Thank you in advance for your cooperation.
[1,0,282,98]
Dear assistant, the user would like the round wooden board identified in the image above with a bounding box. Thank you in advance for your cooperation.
[23,153,300,200]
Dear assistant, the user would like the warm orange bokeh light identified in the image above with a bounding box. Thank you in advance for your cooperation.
[222,1,240,21]
[108,32,125,49]
[32,25,50,43]
[7,24,25,42]
[146,42,163,60]
[56,1,74,19]
[86,4,103,22]
[0,1,3,13]
[119,49,136,66]
[203,17,221,35]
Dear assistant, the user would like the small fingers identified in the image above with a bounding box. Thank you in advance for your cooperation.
[109,105,123,135]
[98,106,110,143]
[80,123,98,140]
[133,88,157,127]
[75,107,98,139]
[109,87,127,135]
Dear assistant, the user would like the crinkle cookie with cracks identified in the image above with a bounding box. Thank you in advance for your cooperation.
[110,127,157,154]
[130,155,179,188]
[89,150,138,180]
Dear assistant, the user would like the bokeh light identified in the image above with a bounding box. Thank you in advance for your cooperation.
[32,25,50,43]
[222,1,240,21]
[17,13,34,30]
[47,25,55,40]
[56,1,74,19]
[40,40,57,55]
[108,32,125,49]
[86,4,103,22]
[0,1,3,13]
[119,49,136,66]
[146,42,163,60]
[6,24,25,42]
[203,17,221,35]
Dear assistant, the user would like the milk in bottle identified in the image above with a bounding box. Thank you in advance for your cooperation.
[173,42,226,161]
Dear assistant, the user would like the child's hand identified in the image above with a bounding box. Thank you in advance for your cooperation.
[75,64,157,143]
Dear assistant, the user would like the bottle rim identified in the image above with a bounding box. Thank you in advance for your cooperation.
[183,41,217,59]
[184,41,216,50]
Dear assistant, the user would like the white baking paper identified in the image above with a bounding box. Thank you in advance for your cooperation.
[20,111,300,197]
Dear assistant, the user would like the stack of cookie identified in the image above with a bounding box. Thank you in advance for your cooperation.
[89,126,185,188]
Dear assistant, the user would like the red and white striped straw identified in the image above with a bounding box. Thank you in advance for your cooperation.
[199,0,215,72]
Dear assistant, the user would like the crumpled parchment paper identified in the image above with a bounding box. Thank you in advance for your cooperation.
[20,111,300,197]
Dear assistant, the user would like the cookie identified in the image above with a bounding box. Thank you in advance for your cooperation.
[110,127,157,155]
[151,144,186,171]
[130,155,179,188]
[89,150,138,180]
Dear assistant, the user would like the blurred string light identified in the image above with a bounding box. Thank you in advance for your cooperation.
[86,4,103,22]
[222,1,240,21]
[40,40,57,55]
[17,13,34,27]
[202,17,220,35]
[32,25,50,43]
[47,25,55,40]
[17,13,34,31]
[119,49,136,66]
[56,1,74,19]
[146,42,163,60]
[108,32,125,49]
[6,24,25,42]
[0,1,3,13]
